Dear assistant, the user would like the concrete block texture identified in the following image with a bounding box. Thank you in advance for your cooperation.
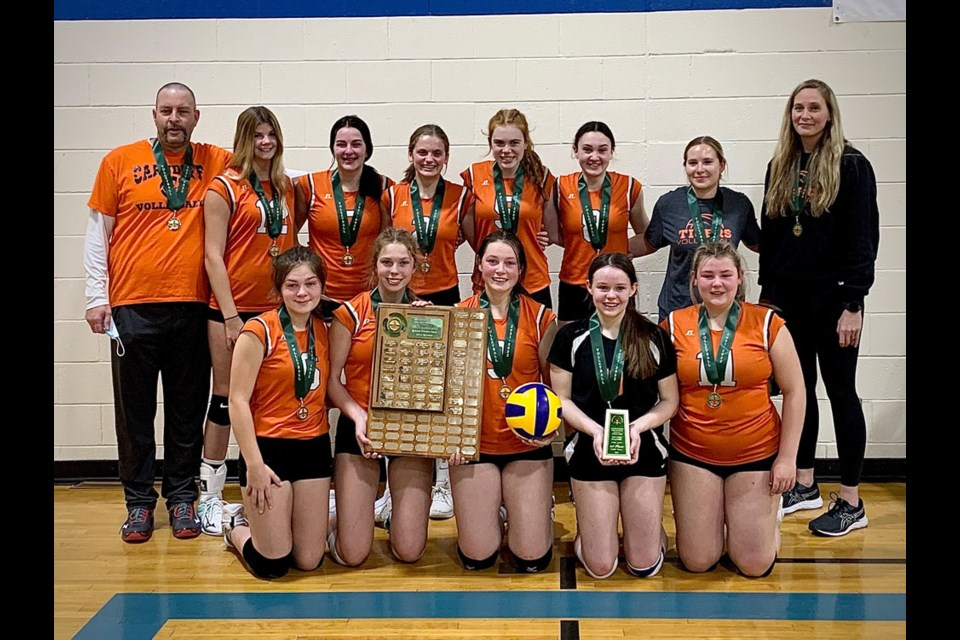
[304,18,389,60]
[54,65,90,107]
[54,20,218,63]
[388,16,474,60]
[558,13,647,57]
[217,19,304,61]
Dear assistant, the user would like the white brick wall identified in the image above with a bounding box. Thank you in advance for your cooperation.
[53,7,907,462]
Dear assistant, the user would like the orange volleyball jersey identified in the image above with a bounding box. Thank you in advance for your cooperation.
[331,291,379,412]
[88,140,231,306]
[208,170,298,312]
[384,180,467,295]
[461,161,556,293]
[663,302,785,465]
[556,171,642,286]
[296,170,394,302]
[243,309,331,440]
[459,294,557,455]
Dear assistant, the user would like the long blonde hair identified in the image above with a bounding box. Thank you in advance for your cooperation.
[764,79,847,218]
[230,106,287,202]
[486,109,548,202]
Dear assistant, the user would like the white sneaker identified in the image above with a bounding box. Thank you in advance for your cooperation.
[429,481,454,520]
[499,505,508,535]
[329,489,337,516]
[374,492,392,526]
[221,502,247,549]
[198,497,224,537]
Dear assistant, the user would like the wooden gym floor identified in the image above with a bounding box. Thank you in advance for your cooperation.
[54,481,906,640]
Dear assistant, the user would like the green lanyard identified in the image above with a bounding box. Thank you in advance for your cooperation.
[249,172,284,241]
[278,305,316,418]
[479,291,520,383]
[371,288,410,311]
[578,173,612,252]
[331,170,366,251]
[686,187,723,245]
[151,138,194,210]
[588,312,624,407]
[409,178,446,256]
[697,301,740,408]
[492,163,524,232]
[791,168,808,237]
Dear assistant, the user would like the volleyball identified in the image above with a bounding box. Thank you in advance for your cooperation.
[504,382,563,440]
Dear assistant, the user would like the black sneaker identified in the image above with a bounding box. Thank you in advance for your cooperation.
[168,502,201,539]
[120,506,155,543]
[780,482,823,515]
[808,493,868,537]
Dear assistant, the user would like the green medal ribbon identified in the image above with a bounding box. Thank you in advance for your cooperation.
[152,138,194,210]
[790,167,809,235]
[370,288,410,311]
[492,163,524,232]
[331,170,366,251]
[409,178,446,256]
[278,305,316,404]
[578,173,612,251]
[697,301,741,386]
[588,312,625,406]
[249,172,284,240]
[686,187,723,245]
[479,291,520,380]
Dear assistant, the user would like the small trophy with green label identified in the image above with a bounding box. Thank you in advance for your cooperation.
[602,408,631,461]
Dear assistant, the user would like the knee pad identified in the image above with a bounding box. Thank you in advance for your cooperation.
[575,536,617,579]
[626,546,665,578]
[241,540,290,580]
[457,545,499,570]
[207,394,230,426]
[513,546,553,573]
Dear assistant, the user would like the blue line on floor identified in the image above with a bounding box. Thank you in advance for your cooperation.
[73,590,906,640]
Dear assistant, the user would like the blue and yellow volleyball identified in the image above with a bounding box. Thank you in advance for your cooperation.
[505,382,563,440]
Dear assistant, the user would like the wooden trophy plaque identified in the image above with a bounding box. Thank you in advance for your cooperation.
[365,303,488,460]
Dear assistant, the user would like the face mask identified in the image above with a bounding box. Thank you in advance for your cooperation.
[105,321,125,357]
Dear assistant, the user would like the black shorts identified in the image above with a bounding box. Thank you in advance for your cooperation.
[526,286,553,310]
[207,308,261,323]
[557,281,593,322]
[669,447,777,479]
[468,444,554,471]
[566,428,668,482]
[334,414,363,456]
[238,433,333,486]
[417,284,462,306]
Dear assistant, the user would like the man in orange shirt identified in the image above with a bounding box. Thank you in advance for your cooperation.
[84,83,231,543]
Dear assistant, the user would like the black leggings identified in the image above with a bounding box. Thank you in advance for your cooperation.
[774,288,866,487]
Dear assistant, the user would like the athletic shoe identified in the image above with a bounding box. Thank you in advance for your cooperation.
[329,489,337,516]
[374,491,392,526]
[197,498,224,537]
[429,481,454,520]
[120,506,154,543]
[808,493,868,537]
[168,502,201,539]
[499,505,508,535]
[780,482,823,515]
[222,502,248,549]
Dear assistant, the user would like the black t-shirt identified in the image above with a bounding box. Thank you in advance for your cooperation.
[548,317,677,429]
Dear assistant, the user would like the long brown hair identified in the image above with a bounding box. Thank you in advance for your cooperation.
[764,79,847,218]
[231,106,288,203]
[403,124,450,184]
[587,253,659,379]
[475,230,530,297]
[486,109,548,202]
[366,228,420,301]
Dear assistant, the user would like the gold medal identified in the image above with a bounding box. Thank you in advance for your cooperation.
[792,222,803,237]
[707,392,722,409]
[167,217,181,231]
[419,258,431,273]
[296,405,309,421]
[342,252,354,266]
[498,384,512,400]
[269,244,280,257]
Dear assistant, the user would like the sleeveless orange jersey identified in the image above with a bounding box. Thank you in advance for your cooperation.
[556,171,642,286]
[243,309,331,440]
[296,170,394,302]
[331,290,381,412]
[663,302,785,465]
[459,293,557,455]
[461,161,556,294]
[383,180,468,296]
[88,140,231,307]
[208,170,298,312]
